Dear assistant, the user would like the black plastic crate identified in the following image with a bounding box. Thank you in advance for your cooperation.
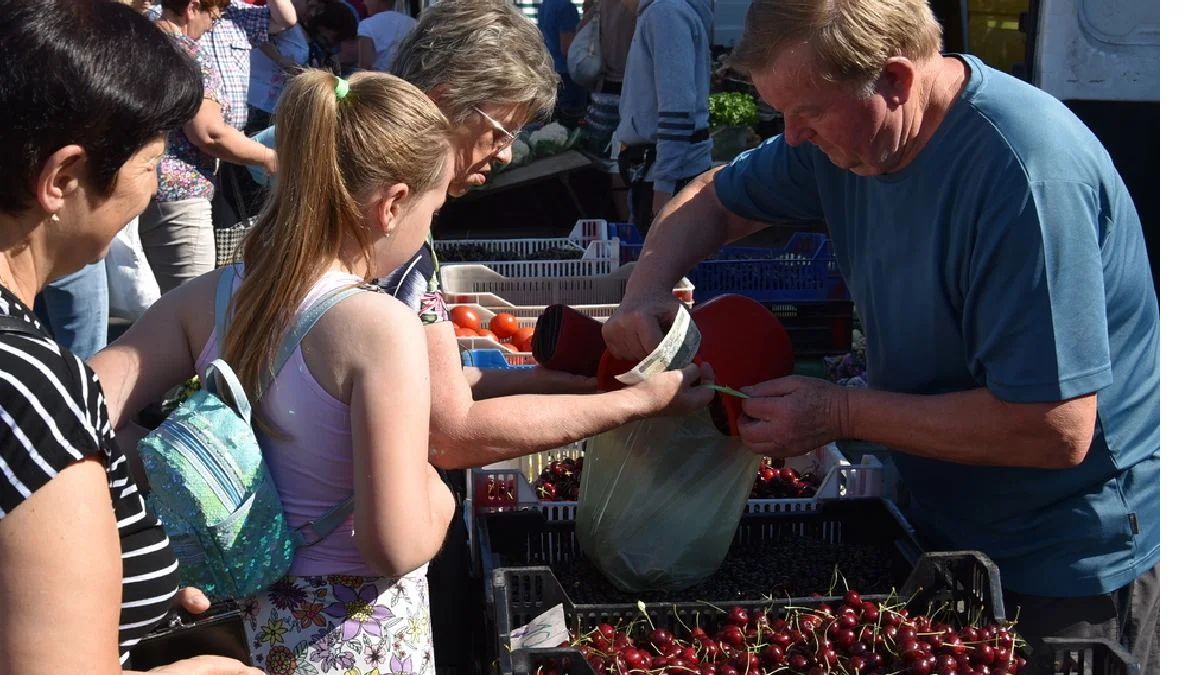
[767,300,856,357]
[494,551,1006,675]
[479,499,923,607]
[1040,638,1142,675]
[493,559,1142,675]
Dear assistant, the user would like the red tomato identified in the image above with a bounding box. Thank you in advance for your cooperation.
[476,328,496,340]
[450,306,481,331]
[453,325,475,338]
[498,342,519,354]
[512,327,535,352]
[489,313,520,340]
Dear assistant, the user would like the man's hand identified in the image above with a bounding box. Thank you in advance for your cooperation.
[737,376,849,457]
[601,294,685,361]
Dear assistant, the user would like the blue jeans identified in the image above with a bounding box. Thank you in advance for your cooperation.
[34,261,110,359]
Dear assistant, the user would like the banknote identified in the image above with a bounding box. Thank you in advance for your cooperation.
[614,305,702,385]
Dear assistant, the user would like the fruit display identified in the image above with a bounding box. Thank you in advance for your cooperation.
[477,475,518,507]
[437,243,586,263]
[534,592,1029,675]
[750,458,819,499]
[533,455,583,502]
[453,308,535,353]
[552,535,897,604]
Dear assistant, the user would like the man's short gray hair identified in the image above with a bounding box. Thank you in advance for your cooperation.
[391,0,559,126]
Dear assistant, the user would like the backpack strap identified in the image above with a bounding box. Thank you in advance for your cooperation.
[213,265,238,356]
[291,494,356,548]
[263,284,368,391]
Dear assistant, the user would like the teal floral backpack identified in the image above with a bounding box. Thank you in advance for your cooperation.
[140,266,363,600]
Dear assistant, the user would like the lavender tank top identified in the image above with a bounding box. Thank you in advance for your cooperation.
[196,270,370,576]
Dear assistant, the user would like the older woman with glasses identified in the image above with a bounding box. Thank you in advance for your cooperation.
[142,0,282,294]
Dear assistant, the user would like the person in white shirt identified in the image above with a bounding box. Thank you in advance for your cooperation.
[357,0,415,71]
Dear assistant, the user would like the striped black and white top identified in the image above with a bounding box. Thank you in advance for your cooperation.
[0,286,179,665]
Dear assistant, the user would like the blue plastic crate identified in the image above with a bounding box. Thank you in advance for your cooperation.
[621,232,851,303]
[460,348,535,369]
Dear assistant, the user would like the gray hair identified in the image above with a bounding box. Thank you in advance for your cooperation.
[391,0,559,126]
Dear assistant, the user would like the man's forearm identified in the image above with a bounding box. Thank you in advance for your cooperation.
[429,391,648,469]
[839,386,1094,469]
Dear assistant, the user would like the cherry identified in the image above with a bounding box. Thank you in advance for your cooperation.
[717,666,739,675]
[847,655,866,673]
[690,627,707,641]
[843,590,863,608]
[936,653,958,672]
[699,665,718,675]
[720,628,744,648]
[761,644,786,666]
[899,627,918,643]
[680,646,698,663]
[699,639,720,660]
[910,658,934,675]
[816,603,834,616]
[860,602,880,623]
[993,648,1011,665]
[807,667,828,675]
[597,624,616,641]
[768,631,793,649]
[1013,657,1027,671]
[881,625,900,641]
[866,652,885,670]
[620,647,643,669]
[847,641,869,657]
[818,647,839,668]
[971,644,995,665]
[780,467,799,481]
[649,628,672,647]
[960,627,979,643]
[838,613,859,630]
[727,607,750,627]
[788,654,810,671]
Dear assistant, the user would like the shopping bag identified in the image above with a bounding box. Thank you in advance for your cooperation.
[575,408,760,593]
[106,218,161,321]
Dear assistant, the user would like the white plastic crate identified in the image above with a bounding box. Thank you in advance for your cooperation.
[488,443,884,522]
[440,263,695,306]
[433,219,619,277]
[447,301,617,323]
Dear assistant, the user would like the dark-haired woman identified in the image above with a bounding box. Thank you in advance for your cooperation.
[0,1,260,672]
[141,0,278,294]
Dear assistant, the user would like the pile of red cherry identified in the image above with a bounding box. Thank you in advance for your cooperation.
[533,456,583,502]
[536,591,1027,675]
[477,475,518,507]
[750,458,820,500]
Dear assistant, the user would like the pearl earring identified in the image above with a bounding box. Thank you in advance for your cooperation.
[50,213,60,222]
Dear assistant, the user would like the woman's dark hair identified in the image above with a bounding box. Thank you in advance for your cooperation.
[0,0,204,213]
[308,1,358,44]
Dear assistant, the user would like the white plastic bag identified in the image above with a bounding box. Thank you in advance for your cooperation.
[575,407,760,592]
[567,14,602,91]
[106,218,161,321]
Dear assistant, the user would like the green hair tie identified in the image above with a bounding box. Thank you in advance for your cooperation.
[333,77,350,100]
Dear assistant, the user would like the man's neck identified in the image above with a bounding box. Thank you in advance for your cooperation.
[887,56,968,174]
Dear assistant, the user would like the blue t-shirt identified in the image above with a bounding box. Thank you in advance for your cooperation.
[538,0,580,74]
[715,55,1159,597]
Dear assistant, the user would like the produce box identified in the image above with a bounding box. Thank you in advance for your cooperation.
[484,444,884,522]
[478,498,922,618]
[434,219,620,278]
[492,547,1141,675]
[439,264,696,307]
[769,300,856,357]
[619,232,850,304]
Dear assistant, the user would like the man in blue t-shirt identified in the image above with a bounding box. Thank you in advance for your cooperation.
[602,0,1159,671]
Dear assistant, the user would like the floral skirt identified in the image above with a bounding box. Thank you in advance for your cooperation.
[240,565,434,675]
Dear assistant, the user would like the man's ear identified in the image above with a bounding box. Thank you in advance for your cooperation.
[34,145,87,218]
[878,57,917,108]
[374,182,411,234]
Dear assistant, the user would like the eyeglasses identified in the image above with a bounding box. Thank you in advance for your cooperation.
[472,106,518,157]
